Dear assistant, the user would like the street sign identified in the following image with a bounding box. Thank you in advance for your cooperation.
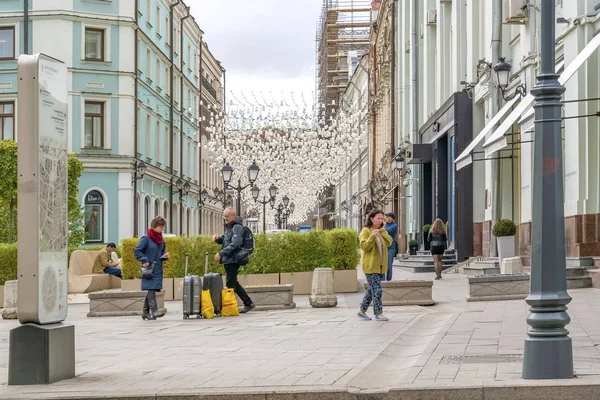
[16,54,69,325]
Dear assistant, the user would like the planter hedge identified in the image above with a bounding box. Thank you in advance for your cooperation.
[0,243,17,285]
[121,229,358,279]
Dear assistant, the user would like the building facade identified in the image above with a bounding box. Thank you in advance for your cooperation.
[0,0,224,244]
[394,0,600,262]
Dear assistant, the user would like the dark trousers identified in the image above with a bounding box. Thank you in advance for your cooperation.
[144,289,158,311]
[224,264,252,307]
[104,266,122,279]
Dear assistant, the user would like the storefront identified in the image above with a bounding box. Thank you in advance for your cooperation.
[407,91,474,262]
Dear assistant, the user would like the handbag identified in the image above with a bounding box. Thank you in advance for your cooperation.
[141,261,155,280]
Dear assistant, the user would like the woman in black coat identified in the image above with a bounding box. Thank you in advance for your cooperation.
[134,216,169,320]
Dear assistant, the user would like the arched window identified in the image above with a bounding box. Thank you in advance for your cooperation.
[154,198,160,217]
[186,208,191,236]
[163,201,169,232]
[84,190,104,243]
[144,196,150,229]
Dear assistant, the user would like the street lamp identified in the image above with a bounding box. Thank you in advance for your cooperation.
[275,200,294,229]
[132,159,147,237]
[220,161,260,215]
[394,153,411,177]
[283,195,290,208]
[493,57,527,101]
[522,0,572,380]
[252,184,278,232]
[132,160,147,183]
[175,178,191,235]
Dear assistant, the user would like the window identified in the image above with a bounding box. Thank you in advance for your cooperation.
[165,66,170,96]
[146,0,151,19]
[155,119,160,163]
[146,49,152,80]
[154,199,160,217]
[84,28,104,61]
[145,113,151,157]
[144,196,150,229]
[84,101,104,148]
[84,190,104,243]
[165,16,169,41]
[0,27,15,60]
[0,102,14,140]
[187,44,191,67]
[165,125,170,167]
[156,58,161,88]
[156,6,161,32]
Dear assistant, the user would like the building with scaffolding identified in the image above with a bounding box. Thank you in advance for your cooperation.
[315,0,370,230]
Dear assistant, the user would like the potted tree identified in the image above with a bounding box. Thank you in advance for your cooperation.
[493,219,517,264]
[408,240,418,256]
[423,224,432,251]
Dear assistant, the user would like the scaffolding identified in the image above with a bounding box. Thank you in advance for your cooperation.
[315,0,371,125]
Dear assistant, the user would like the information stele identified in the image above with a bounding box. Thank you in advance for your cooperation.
[17,54,69,325]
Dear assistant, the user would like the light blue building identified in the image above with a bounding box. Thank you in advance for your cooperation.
[0,0,223,244]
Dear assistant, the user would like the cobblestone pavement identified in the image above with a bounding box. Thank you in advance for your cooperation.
[1,265,600,399]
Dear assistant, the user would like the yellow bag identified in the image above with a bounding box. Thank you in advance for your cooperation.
[201,290,215,319]
[221,288,240,316]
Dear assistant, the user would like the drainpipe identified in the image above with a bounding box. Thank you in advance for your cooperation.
[198,38,203,234]
[180,6,191,235]
[490,0,502,257]
[169,0,181,232]
[133,0,139,237]
[23,0,29,54]
[410,0,419,245]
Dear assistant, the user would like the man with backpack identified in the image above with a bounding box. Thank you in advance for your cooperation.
[213,207,256,313]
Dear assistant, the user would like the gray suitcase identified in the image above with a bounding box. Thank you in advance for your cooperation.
[183,253,202,319]
[203,252,223,315]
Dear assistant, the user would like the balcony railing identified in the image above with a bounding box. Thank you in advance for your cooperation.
[201,76,218,100]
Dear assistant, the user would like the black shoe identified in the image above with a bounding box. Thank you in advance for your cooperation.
[240,303,256,314]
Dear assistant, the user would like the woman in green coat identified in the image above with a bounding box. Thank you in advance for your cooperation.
[358,208,392,321]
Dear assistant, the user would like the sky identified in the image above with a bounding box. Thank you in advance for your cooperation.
[191,0,323,102]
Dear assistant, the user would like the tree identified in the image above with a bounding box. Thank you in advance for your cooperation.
[0,141,87,246]
[0,141,17,243]
[67,153,87,247]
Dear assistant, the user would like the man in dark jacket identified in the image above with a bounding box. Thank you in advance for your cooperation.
[213,207,255,313]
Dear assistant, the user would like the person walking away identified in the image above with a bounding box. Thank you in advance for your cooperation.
[384,212,398,281]
[358,209,392,321]
[92,242,123,279]
[213,207,255,313]
[134,216,169,320]
[428,218,447,280]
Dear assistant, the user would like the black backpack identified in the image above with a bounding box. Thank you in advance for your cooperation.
[236,226,255,265]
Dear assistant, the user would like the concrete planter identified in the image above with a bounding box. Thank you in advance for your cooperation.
[87,290,166,317]
[333,269,358,293]
[238,273,280,287]
[496,235,516,265]
[173,277,184,300]
[0,285,4,309]
[280,272,312,295]
[162,278,174,301]
[236,284,295,311]
[2,280,17,319]
[120,279,140,292]
[381,280,434,306]
[466,274,529,302]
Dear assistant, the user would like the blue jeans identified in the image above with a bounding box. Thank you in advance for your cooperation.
[361,273,384,315]
[104,266,122,279]
[386,249,395,281]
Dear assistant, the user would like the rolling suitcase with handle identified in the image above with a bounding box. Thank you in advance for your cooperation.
[203,252,223,315]
[182,253,202,319]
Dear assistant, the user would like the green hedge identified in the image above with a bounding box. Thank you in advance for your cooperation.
[121,229,358,279]
[0,243,17,286]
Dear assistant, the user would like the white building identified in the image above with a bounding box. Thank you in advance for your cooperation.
[395,0,600,263]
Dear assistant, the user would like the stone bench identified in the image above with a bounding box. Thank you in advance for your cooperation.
[382,280,434,306]
[236,284,295,311]
[87,290,166,317]
[466,273,530,302]
[69,250,121,294]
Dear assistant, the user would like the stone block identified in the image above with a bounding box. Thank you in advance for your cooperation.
[466,273,530,302]
[309,268,337,308]
[173,277,184,300]
[381,280,434,306]
[280,272,312,295]
[236,284,295,311]
[501,256,523,274]
[162,278,174,301]
[2,280,17,320]
[120,279,141,292]
[238,273,280,287]
[566,257,595,268]
[333,269,358,293]
[8,323,75,385]
[87,290,166,317]
[464,260,500,276]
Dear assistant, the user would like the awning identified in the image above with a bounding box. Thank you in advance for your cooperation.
[454,96,520,170]
[482,32,600,156]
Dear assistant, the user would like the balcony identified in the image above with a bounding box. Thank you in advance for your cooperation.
[201,76,218,100]
[318,203,336,218]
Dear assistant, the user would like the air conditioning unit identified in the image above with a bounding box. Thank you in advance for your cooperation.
[504,0,528,24]
[427,9,437,26]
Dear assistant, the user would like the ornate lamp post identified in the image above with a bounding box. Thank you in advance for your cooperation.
[522,0,572,380]
[221,161,260,216]
[252,183,278,232]
[275,200,294,229]
[175,178,190,235]
[131,160,147,237]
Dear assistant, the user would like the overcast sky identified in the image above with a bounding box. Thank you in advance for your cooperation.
[191,0,322,100]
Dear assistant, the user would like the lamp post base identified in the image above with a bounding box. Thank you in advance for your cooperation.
[523,336,573,379]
